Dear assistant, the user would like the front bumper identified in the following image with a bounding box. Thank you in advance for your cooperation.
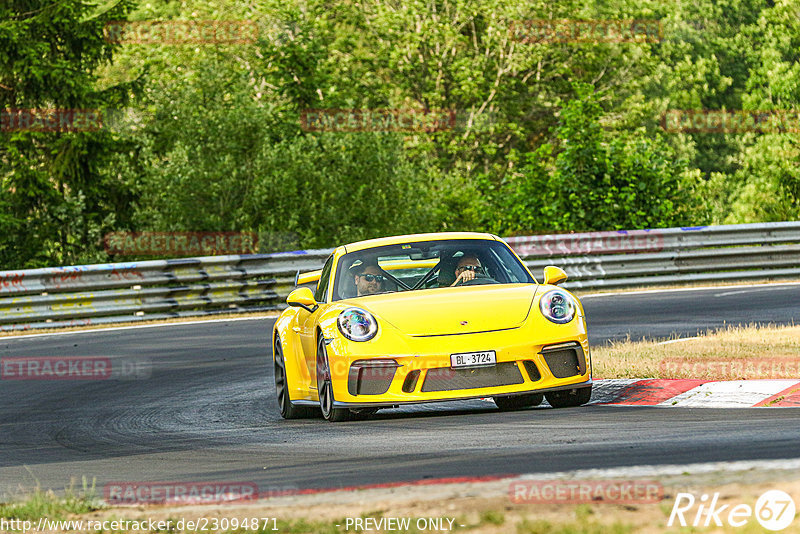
[323,327,592,406]
[322,379,593,409]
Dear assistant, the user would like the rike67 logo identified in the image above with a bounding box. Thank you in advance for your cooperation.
[669,490,796,531]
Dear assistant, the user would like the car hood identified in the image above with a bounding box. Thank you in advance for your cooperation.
[355,284,538,336]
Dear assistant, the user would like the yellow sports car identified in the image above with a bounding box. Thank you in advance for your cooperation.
[272,232,591,422]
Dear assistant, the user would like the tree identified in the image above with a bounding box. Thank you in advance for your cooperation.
[501,83,699,233]
[0,0,136,268]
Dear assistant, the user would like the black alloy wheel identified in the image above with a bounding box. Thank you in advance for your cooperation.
[274,339,314,419]
[316,337,351,422]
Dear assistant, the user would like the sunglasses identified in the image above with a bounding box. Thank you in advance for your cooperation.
[359,274,385,283]
[456,264,482,273]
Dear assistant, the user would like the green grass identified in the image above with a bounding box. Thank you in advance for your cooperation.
[478,510,506,526]
[0,478,101,521]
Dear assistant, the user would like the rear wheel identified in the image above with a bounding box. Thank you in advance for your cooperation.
[545,386,592,408]
[317,337,351,422]
[274,339,314,419]
[493,393,543,411]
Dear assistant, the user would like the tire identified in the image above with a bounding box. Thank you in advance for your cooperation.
[545,386,592,408]
[316,337,351,422]
[493,393,544,411]
[274,339,314,419]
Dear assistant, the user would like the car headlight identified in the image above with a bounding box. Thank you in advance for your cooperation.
[539,290,576,324]
[337,307,378,341]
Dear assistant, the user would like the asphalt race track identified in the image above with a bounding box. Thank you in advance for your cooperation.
[1,284,800,496]
[583,282,800,343]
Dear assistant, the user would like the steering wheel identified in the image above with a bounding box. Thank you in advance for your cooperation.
[455,275,501,286]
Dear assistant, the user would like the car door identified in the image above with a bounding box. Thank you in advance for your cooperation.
[298,254,334,382]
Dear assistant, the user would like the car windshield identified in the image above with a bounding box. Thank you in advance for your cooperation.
[331,238,534,300]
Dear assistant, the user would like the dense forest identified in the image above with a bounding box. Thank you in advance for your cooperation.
[1,0,799,268]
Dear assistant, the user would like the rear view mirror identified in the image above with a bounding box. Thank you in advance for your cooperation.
[543,266,568,286]
[286,287,317,313]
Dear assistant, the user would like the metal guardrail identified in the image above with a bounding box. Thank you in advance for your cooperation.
[0,251,330,331]
[505,222,800,289]
[1,222,799,331]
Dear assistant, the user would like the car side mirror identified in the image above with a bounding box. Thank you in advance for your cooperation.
[287,287,318,313]
[543,266,568,286]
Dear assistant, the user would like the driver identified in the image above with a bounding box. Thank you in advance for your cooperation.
[353,262,387,296]
[451,254,485,286]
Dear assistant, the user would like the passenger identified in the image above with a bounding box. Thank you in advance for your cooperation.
[353,262,387,296]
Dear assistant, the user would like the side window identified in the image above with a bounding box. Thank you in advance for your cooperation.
[315,255,334,302]
[492,245,531,283]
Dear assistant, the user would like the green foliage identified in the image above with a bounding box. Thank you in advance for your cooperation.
[724,135,800,222]
[491,144,556,235]
[245,132,438,249]
[552,83,611,230]
[0,0,137,268]
[494,84,698,234]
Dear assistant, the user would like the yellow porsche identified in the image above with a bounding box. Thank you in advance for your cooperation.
[272,232,591,422]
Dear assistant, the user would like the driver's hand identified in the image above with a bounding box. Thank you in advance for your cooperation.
[451,270,476,286]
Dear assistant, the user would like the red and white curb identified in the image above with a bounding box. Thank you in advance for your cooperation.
[590,379,800,407]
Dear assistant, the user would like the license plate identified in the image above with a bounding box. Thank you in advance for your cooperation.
[450,350,496,369]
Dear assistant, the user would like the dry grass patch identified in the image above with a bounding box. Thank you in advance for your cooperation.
[6,475,800,534]
[593,323,800,379]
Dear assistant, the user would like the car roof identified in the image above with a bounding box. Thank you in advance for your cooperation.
[341,232,499,253]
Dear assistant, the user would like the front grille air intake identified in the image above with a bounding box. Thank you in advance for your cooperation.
[421,362,524,392]
[540,343,586,378]
[523,360,541,381]
[402,370,420,393]
[348,360,398,395]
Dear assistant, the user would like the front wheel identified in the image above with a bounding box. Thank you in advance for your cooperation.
[545,386,592,408]
[274,340,314,419]
[317,337,351,422]
[493,393,543,411]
